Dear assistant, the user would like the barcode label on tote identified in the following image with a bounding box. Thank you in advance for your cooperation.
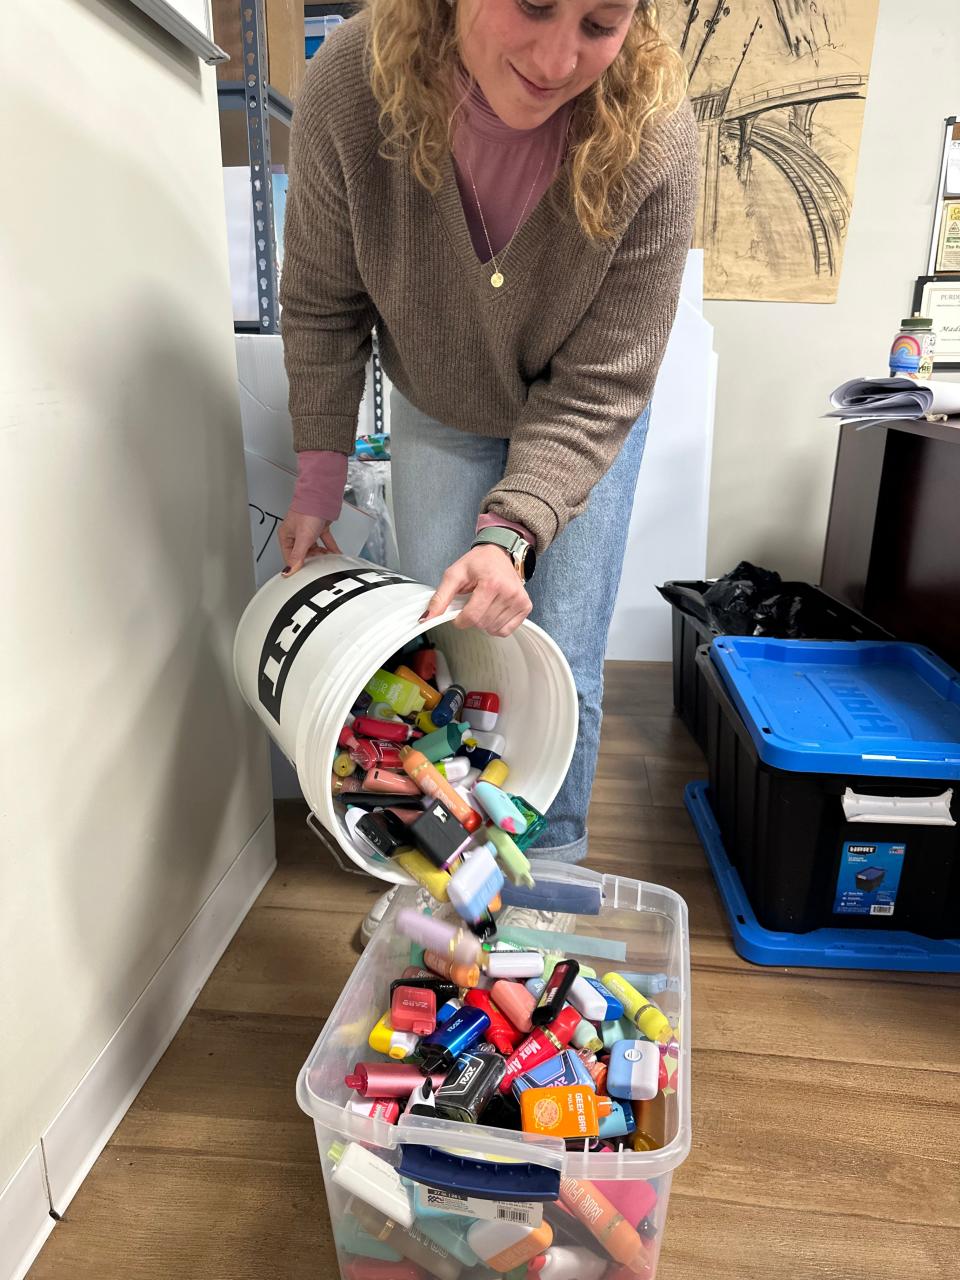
[870,903,895,916]
[416,1186,542,1226]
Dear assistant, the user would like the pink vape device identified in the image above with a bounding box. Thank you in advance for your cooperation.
[390,985,437,1036]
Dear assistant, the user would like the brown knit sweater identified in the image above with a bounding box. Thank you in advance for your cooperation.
[280,14,700,552]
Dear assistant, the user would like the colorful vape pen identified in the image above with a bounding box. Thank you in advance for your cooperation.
[466,1219,554,1274]
[396,909,482,966]
[409,646,437,685]
[329,1142,414,1228]
[350,739,404,771]
[576,1049,608,1094]
[481,826,535,888]
[391,971,458,1006]
[481,947,544,979]
[507,796,549,851]
[520,1085,610,1140]
[606,1041,661,1102]
[432,683,466,726]
[393,850,452,901]
[403,1075,437,1119]
[435,1050,506,1123]
[334,751,357,778]
[601,1018,635,1052]
[498,1006,581,1094]
[352,809,411,860]
[463,989,524,1054]
[601,974,674,1044]
[414,1214,481,1267]
[349,1199,462,1280]
[511,1049,595,1097]
[490,979,538,1034]
[394,664,442,711]
[479,758,510,787]
[422,950,480,988]
[368,1011,420,1060]
[417,1005,490,1071]
[435,756,471,782]
[344,1063,447,1098]
[464,691,500,731]
[334,1213,403,1263]
[391,985,437,1036]
[400,747,478,827]
[568,975,625,1023]
[598,1099,637,1142]
[364,669,426,716]
[364,768,422,796]
[347,1097,401,1124]
[458,740,501,771]
[472,782,528,836]
[570,1016,604,1055]
[448,847,506,924]
[416,722,473,764]
[531,959,580,1027]
[558,1177,652,1274]
[353,714,419,743]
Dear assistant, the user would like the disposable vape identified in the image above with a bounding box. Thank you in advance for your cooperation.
[531,959,580,1027]
[435,1050,506,1122]
[417,1005,490,1071]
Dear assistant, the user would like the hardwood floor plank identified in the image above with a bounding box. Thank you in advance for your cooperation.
[27,1153,329,1280]
[656,1195,958,1280]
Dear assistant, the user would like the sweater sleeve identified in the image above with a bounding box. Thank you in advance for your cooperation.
[479,104,700,552]
[280,37,378,455]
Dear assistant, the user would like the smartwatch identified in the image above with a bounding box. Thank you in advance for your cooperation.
[471,526,537,582]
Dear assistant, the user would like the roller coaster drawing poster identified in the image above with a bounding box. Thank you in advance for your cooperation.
[662,0,880,302]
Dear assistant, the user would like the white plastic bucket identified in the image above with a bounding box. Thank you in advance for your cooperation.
[233,555,578,884]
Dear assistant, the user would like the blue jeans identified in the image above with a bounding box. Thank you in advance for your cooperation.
[390,390,650,864]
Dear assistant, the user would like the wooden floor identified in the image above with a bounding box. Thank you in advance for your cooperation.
[28,663,960,1279]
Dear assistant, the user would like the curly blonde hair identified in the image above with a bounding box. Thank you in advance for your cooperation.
[363,0,688,240]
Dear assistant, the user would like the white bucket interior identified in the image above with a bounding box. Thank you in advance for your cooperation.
[234,556,578,885]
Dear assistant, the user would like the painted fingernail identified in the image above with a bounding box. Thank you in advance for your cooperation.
[418,611,429,622]
[281,567,291,576]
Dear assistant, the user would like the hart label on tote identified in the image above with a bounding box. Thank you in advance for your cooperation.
[833,840,906,917]
[258,568,409,722]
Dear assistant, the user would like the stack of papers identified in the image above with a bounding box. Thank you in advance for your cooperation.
[826,377,960,427]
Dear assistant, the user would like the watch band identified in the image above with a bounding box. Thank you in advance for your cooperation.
[471,526,536,582]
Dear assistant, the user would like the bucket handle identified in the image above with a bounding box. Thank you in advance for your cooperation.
[305,810,370,877]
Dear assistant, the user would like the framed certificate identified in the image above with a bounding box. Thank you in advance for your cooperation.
[912,277,960,370]
[935,201,960,273]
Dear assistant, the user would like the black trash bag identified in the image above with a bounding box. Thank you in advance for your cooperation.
[700,561,783,634]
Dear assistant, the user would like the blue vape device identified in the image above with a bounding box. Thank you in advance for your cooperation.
[598,1099,636,1141]
[417,1005,490,1070]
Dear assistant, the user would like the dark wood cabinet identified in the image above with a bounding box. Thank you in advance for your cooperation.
[821,418,960,671]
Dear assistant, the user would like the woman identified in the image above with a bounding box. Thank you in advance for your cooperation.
[279,0,698,868]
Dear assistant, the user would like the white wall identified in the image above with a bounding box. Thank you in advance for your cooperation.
[0,0,272,1203]
[704,0,960,582]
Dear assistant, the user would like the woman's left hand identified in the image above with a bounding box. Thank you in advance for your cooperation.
[420,545,532,637]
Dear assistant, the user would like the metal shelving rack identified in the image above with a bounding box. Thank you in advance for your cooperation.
[216,0,288,333]
[216,1,383,415]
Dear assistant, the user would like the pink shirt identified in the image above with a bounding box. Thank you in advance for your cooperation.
[292,69,572,549]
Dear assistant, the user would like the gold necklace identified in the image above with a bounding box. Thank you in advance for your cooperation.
[463,152,547,289]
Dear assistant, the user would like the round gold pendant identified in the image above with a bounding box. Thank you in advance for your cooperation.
[490,271,504,288]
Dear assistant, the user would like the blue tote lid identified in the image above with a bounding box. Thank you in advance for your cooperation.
[709,638,960,778]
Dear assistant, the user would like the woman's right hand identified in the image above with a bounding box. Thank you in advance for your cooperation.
[278,509,342,576]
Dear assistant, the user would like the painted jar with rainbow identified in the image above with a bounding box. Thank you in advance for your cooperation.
[890,314,936,380]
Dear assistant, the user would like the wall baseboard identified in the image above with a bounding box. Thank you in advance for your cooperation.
[1,811,276,1280]
[0,1146,53,1280]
